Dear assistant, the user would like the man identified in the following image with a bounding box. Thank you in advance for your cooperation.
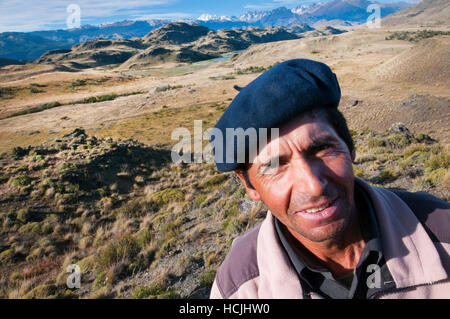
[209,59,450,299]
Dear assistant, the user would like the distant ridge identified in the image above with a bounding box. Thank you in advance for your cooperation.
[383,0,450,26]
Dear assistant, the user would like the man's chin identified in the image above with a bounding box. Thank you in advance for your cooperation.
[293,219,349,243]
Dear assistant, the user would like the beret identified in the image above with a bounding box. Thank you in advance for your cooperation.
[211,59,341,172]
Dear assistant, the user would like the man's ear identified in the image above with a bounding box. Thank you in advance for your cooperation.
[235,170,261,202]
[351,149,356,162]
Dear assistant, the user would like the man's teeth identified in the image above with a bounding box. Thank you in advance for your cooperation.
[304,203,330,213]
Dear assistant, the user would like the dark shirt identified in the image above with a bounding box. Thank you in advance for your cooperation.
[274,184,396,299]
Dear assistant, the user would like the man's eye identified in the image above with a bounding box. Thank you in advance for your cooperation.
[314,144,340,156]
[316,144,332,152]
[260,165,278,175]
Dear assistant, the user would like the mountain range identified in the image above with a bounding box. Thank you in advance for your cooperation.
[34,22,343,71]
[0,0,412,62]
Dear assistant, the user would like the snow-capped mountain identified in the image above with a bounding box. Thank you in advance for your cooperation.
[291,2,327,15]
[196,1,411,27]
[239,11,270,23]
[197,14,234,22]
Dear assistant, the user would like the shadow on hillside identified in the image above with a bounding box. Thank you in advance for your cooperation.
[60,143,173,200]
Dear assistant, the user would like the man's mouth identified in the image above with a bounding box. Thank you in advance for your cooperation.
[295,197,338,214]
[291,197,341,222]
[303,202,332,213]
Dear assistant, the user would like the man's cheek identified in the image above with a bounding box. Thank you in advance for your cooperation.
[263,187,290,211]
[328,159,353,178]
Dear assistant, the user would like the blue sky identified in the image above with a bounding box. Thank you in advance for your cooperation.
[0,0,412,32]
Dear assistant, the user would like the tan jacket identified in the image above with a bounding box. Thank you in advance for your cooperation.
[210,178,450,299]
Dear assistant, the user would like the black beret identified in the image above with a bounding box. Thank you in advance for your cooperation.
[211,59,341,172]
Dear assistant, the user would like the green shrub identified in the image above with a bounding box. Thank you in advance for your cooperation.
[99,234,140,269]
[148,188,185,207]
[194,195,207,207]
[23,284,57,299]
[222,217,246,235]
[353,166,366,179]
[11,175,31,186]
[377,168,397,183]
[71,79,87,87]
[116,198,147,217]
[29,154,44,162]
[156,85,183,92]
[203,174,227,188]
[385,30,450,42]
[16,164,28,172]
[7,102,62,118]
[161,221,178,236]
[31,222,42,234]
[403,144,431,158]
[425,154,449,171]
[386,134,411,148]
[65,183,79,193]
[78,94,120,104]
[0,249,15,263]
[236,66,267,75]
[209,75,236,80]
[91,270,107,291]
[136,230,153,249]
[413,133,427,142]
[199,269,216,287]
[367,138,384,149]
[425,168,449,186]
[349,129,358,137]
[133,283,178,299]
[30,87,44,94]
[17,208,32,223]
[155,236,178,259]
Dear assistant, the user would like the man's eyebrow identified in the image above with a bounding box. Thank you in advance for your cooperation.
[258,154,290,167]
[305,135,339,152]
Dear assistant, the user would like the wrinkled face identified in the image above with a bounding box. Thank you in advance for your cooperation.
[240,112,356,243]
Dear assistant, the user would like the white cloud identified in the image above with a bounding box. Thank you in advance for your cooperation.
[134,12,192,20]
[0,0,179,32]
[273,0,300,3]
[244,2,277,10]
[244,0,301,11]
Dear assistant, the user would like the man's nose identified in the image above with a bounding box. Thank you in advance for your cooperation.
[291,158,327,197]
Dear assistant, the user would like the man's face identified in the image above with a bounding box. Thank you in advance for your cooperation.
[239,112,356,243]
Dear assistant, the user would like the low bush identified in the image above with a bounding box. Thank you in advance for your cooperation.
[133,283,179,299]
[377,168,398,183]
[148,188,185,208]
[17,208,32,223]
[199,269,216,287]
[98,234,140,269]
[11,175,31,187]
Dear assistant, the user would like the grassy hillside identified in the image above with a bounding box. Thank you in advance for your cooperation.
[0,102,448,298]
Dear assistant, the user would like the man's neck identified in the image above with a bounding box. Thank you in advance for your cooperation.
[287,203,366,278]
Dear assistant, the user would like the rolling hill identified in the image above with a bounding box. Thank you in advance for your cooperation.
[383,0,450,26]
